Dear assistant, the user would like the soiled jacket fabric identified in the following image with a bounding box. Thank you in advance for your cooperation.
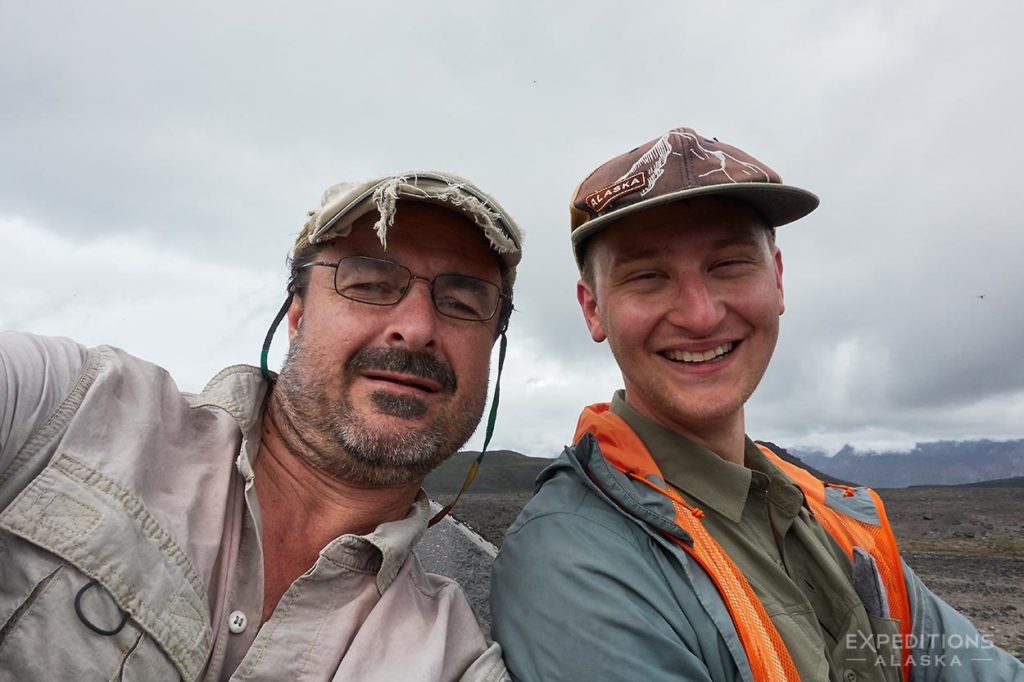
[0,332,507,681]
[490,414,1024,682]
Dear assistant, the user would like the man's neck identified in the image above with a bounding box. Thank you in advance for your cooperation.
[622,396,748,466]
[679,422,747,466]
[253,399,421,623]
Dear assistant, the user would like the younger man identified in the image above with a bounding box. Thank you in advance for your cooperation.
[491,128,1022,681]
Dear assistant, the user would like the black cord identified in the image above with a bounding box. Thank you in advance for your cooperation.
[74,579,129,636]
[261,292,294,379]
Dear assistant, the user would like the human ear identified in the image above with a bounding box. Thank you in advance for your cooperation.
[577,279,607,343]
[774,247,785,316]
[287,295,304,341]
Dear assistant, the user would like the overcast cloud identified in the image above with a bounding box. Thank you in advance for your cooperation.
[2,1,1022,458]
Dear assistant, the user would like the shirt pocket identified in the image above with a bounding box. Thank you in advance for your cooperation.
[0,532,180,680]
[0,453,212,680]
[830,612,903,682]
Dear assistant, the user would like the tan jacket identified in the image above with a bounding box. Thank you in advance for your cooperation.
[0,332,507,681]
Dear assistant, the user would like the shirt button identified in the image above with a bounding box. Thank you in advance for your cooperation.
[843,670,857,682]
[228,610,248,634]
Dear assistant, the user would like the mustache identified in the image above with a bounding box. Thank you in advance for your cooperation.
[346,347,457,393]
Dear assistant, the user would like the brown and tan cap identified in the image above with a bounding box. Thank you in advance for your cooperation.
[296,171,523,281]
[569,127,819,265]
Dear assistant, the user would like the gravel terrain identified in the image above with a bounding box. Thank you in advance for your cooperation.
[414,504,498,641]
[879,486,1024,658]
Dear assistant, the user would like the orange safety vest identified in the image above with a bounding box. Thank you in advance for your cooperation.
[575,404,912,682]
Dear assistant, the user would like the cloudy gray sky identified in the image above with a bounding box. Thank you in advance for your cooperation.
[3,1,1022,457]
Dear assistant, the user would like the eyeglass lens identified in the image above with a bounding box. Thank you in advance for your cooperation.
[334,256,499,321]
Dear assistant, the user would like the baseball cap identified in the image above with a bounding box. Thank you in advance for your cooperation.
[296,171,523,279]
[263,171,523,378]
[569,127,819,265]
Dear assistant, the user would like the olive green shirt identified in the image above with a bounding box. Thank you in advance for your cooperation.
[612,392,898,682]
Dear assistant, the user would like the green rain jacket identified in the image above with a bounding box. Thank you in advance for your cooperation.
[490,427,1024,682]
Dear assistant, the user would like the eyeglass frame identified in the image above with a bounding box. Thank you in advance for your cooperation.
[300,256,511,323]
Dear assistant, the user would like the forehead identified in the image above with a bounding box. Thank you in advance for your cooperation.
[321,202,502,277]
[588,197,769,267]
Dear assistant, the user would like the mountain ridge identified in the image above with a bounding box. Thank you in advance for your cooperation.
[794,439,1024,488]
[425,439,1024,495]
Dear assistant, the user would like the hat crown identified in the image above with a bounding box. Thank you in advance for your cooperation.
[293,172,523,275]
[571,127,783,228]
[567,127,819,266]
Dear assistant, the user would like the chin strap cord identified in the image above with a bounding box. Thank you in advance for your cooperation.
[429,331,507,527]
[261,292,294,380]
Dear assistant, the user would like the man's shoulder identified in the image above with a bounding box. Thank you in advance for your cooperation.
[1,331,264,488]
[1,333,94,483]
[403,551,478,603]
[0,331,260,392]
[383,553,508,678]
[503,450,648,554]
[10,332,267,427]
[0,331,89,382]
[0,331,183,398]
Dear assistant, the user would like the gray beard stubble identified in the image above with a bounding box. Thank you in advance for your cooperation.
[274,331,486,487]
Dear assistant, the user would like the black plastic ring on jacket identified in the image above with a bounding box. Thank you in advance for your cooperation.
[74,579,129,636]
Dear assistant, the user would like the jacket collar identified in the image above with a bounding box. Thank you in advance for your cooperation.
[547,404,695,546]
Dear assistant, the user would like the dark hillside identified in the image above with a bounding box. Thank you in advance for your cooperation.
[756,441,858,487]
[424,450,551,497]
[959,476,1024,488]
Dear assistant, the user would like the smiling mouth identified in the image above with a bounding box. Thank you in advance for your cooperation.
[660,342,736,364]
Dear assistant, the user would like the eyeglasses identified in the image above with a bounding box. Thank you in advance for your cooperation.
[302,256,508,322]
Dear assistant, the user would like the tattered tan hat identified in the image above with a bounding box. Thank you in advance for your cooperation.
[569,127,819,265]
[296,171,523,279]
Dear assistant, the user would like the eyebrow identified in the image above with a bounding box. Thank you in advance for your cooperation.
[609,231,765,267]
[709,233,766,250]
[608,246,664,268]
[446,275,492,293]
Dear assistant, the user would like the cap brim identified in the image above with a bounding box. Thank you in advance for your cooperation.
[571,182,820,249]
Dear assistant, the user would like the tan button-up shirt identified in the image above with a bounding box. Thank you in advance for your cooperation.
[0,332,507,681]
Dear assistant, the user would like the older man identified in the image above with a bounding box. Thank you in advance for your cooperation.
[490,128,1023,681]
[0,173,520,680]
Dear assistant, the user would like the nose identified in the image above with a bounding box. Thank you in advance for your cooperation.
[663,274,725,336]
[385,278,439,351]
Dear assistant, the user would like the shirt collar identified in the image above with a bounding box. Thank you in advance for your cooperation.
[363,491,430,593]
[745,444,805,521]
[187,363,269,482]
[312,491,431,594]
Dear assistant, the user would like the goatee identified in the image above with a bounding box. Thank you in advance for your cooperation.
[274,332,487,487]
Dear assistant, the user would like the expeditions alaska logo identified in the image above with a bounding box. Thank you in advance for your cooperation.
[585,171,646,213]
[844,632,998,669]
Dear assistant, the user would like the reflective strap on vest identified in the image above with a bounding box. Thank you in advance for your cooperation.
[575,404,800,682]
[757,444,912,682]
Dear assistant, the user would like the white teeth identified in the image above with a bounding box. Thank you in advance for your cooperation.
[663,342,734,364]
